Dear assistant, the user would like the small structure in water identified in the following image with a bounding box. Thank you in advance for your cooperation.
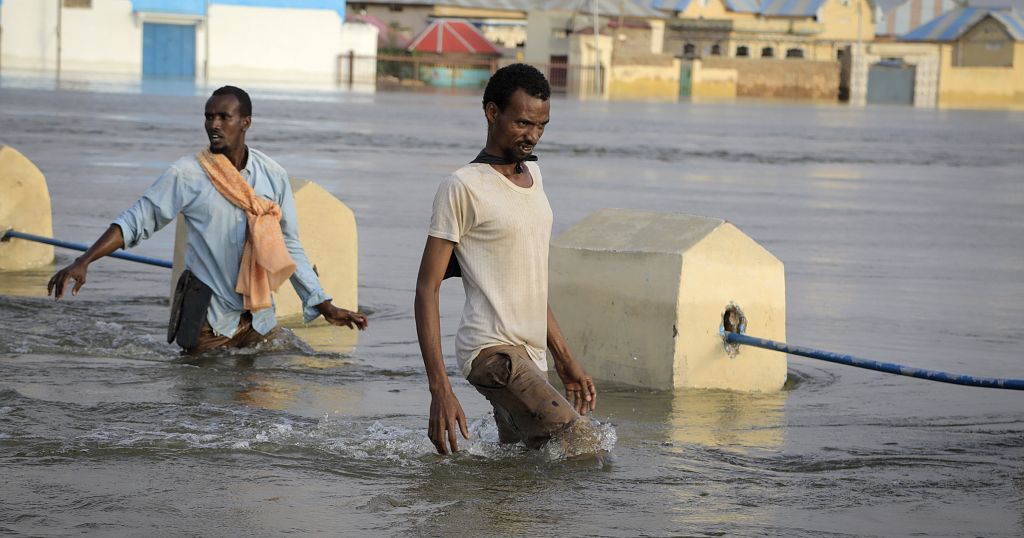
[549,208,787,392]
[0,146,54,271]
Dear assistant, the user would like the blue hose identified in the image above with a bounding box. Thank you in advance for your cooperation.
[2,229,173,269]
[723,331,1024,390]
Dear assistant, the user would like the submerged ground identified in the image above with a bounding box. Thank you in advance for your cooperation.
[1,83,1022,536]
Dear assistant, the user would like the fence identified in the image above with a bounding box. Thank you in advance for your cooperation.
[337,52,601,95]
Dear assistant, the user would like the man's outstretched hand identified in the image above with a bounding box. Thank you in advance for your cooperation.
[318,300,368,330]
[47,258,89,300]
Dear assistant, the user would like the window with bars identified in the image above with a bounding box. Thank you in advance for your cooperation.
[63,0,92,8]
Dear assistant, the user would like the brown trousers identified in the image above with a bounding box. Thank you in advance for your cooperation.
[467,345,580,449]
[184,312,280,355]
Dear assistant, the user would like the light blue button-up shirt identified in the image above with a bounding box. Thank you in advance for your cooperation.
[113,147,331,337]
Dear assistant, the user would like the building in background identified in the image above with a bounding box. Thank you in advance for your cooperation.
[652,0,876,62]
[900,6,1024,107]
[404,18,502,88]
[346,0,529,56]
[0,0,378,88]
[525,0,675,99]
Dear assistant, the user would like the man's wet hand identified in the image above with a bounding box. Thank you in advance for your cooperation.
[555,359,597,415]
[318,301,368,330]
[428,387,470,455]
[47,258,89,300]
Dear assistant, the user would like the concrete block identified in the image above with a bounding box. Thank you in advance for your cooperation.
[171,178,358,321]
[549,209,786,392]
[0,146,55,271]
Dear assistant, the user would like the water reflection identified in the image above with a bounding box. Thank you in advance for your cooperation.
[0,264,53,297]
[668,388,786,450]
[233,374,364,415]
[181,351,364,417]
[598,384,787,451]
[287,320,359,355]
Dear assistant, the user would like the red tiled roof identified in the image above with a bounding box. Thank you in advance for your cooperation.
[407,19,502,55]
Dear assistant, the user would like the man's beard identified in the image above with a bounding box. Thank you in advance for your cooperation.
[503,145,529,162]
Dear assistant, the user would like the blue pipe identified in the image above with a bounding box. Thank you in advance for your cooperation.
[723,331,1024,390]
[2,229,173,269]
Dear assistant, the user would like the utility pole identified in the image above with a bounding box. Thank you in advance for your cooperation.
[591,0,600,96]
[204,0,210,84]
[1,3,5,81]
[56,0,63,84]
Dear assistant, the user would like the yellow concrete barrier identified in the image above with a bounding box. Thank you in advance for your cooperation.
[549,209,786,392]
[0,146,55,271]
[171,178,358,322]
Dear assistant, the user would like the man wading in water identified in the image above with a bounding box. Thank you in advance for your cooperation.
[415,64,597,454]
[48,86,367,353]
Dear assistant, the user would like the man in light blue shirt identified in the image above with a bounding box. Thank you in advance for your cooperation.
[48,86,367,353]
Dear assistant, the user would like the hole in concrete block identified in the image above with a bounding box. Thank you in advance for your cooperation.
[721,303,747,358]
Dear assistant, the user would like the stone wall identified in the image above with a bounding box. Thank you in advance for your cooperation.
[701,57,840,100]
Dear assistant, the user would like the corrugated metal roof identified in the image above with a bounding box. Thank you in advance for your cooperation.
[759,0,826,17]
[902,7,1024,41]
[432,0,534,10]
[354,0,532,10]
[540,0,667,18]
[361,0,666,16]
[648,0,694,11]
[992,8,1024,38]
[723,0,761,13]
[876,0,957,37]
[131,0,346,16]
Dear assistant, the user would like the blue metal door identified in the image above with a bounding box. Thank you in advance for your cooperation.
[867,61,915,105]
[142,23,196,79]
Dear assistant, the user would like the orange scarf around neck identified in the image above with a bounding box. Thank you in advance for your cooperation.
[197,149,296,312]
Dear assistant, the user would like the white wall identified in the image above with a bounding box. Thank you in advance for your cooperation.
[1,0,380,89]
[207,4,343,85]
[2,0,62,72]
[337,21,378,90]
[0,0,192,77]
[60,0,140,75]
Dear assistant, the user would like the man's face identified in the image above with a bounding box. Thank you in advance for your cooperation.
[204,94,250,154]
[486,88,550,162]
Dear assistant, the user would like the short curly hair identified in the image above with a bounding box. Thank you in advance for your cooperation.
[482,64,550,111]
[210,85,252,117]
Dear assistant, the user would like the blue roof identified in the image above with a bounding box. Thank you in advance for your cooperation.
[724,0,761,12]
[992,8,1024,39]
[876,0,958,37]
[759,0,826,17]
[649,0,693,11]
[902,7,1024,41]
[131,0,345,17]
[649,0,872,17]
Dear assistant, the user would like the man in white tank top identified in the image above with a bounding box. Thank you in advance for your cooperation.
[415,64,597,455]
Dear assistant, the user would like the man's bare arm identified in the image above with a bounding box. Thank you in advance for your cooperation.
[547,305,597,415]
[47,224,126,300]
[415,236,470,454]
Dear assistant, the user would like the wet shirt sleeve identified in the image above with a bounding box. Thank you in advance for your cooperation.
[112,165,190,248]
[277,176,331,323]
[429,175,471,243]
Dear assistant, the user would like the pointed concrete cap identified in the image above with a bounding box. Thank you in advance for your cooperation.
[550,208,787,391]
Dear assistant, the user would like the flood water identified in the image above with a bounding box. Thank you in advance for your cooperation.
[1,83,1023,536]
